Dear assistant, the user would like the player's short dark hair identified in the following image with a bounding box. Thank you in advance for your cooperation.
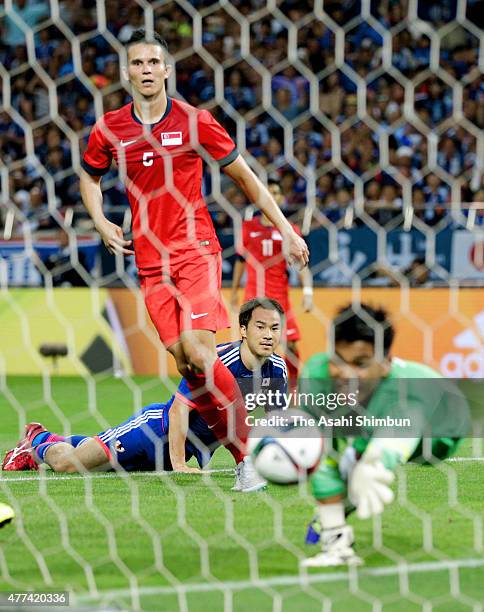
[239,298,285,328]
[125,29,169,54]
[333,303,395,355]
[268,179,280,188]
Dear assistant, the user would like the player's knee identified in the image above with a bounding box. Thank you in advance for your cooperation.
[175,358,191,378]
[168,343,191,377]
[50,456,77,473]
[180,332,216,375]
[183,344,214,374]
[185,352,205,373]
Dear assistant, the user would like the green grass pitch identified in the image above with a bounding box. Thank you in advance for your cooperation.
[0,376,483,611]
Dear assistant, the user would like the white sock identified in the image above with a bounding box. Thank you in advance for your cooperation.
[318,502,346,530]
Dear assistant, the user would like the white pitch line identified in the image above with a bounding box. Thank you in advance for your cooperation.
[2,459,482,481]
[0,469,234,483]
[446,457,484,462]
[75,557,484,603]
[2,458,483,481]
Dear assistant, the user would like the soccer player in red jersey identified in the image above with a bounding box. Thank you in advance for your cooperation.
[231,180,313,392]
[79,30,309,487]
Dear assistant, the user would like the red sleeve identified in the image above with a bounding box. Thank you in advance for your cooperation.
[197,110,238,167]
[81,120,113,176]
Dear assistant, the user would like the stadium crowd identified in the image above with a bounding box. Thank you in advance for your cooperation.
[0,0,483,258]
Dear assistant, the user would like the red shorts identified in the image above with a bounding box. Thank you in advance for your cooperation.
[140,253,229,348]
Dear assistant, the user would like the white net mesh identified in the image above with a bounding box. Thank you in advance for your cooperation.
[0,0,483,610]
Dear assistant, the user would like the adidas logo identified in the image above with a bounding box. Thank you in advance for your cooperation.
[440,311,484,378]
[453,311,484,349]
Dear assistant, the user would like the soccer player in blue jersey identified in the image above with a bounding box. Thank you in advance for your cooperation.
[3,299,287,492]
[2,397,217,475]
[169,297,287,487]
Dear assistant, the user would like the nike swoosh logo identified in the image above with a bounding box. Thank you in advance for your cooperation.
[5,447,31,466]
[250,232,262,237]
[120,139,137,147]
[191,312,208,319]
[325,533,343,547]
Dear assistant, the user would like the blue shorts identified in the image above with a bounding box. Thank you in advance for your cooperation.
[97,399,219,471]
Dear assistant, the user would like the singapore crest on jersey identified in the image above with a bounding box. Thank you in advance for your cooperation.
[161,132,183,146]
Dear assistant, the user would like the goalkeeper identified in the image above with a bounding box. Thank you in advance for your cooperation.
[300,303,469,568]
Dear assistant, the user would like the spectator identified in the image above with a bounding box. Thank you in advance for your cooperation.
[272,87,300,121]
[365,180,381,204]
[423,174,449,223]
[412,188,427,220]
[117,6,144,43]
[392,146,423,184]
[245,116,269,155]
[42,228,88,287]
[4,0,49,47]
[366,184,402,225]
[420,79,453,125]
[225,69,256,112]
[403,256,432,287]
[437,136,464,176]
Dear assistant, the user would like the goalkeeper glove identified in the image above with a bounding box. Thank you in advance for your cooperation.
[348,446,395,519]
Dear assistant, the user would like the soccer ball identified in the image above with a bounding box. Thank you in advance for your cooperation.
[247,410,324,484]
[0,502,15,528]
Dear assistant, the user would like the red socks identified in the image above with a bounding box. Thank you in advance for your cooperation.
[186,359,249,465]
[285,347,300,397]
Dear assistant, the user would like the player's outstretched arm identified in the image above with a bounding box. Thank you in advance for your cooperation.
[80,169,134,256]
[230,259,245,310]
[168,397,201,473]
[223,156,309,268]
[298,267,314,312]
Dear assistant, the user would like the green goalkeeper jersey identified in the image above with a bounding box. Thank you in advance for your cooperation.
[301,353,468,462]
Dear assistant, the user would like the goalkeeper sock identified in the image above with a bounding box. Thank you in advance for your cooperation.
[318,502,346,530]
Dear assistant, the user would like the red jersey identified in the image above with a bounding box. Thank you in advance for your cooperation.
[82,98,238,272]
[238,216,302,308]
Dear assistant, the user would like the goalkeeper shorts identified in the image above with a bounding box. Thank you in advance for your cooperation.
[310,456,346,501]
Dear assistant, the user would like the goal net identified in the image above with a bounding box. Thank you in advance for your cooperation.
[0,0,483,609]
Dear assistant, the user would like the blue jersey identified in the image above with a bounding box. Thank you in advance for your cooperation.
[215,341,287,381]
[97,397,218,471]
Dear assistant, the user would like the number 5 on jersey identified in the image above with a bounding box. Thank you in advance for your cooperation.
[143,152,154,166]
